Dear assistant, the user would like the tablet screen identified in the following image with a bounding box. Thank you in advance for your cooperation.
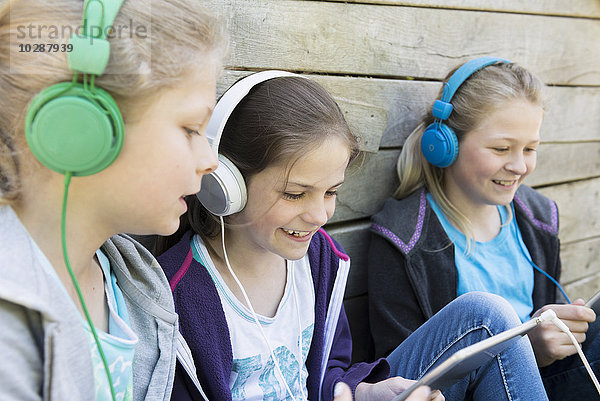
[392,316,542,401]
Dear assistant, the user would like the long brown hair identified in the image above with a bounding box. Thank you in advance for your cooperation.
[154,75,360,255]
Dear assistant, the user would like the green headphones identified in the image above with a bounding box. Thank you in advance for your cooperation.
[25,0,125,176]
[23,2,127,400]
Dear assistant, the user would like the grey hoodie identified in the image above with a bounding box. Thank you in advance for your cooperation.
[0,205,179,401]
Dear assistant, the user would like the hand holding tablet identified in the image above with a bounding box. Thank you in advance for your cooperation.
[392,314,548,401]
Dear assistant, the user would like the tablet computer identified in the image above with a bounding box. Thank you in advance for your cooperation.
[585,289,600,315]
[393,315,544,401]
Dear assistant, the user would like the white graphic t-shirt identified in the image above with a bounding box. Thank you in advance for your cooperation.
[192,235,315,401]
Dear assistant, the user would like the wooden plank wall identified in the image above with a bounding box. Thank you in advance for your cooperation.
[204,0,600,361]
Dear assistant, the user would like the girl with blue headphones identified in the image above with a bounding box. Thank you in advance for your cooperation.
[155,70,549,401]
[0,1,226,400]
[368,57,600,400]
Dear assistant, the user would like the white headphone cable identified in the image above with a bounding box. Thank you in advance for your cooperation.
[291,260,307,401]
[540,309,600,395]
[219,216,300,401]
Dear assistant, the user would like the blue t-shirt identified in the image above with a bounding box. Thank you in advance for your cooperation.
[427,194,534,321]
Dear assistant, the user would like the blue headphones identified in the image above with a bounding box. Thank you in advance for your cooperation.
[421,57,510,168]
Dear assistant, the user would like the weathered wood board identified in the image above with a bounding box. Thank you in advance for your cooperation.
[205,0,600,85]
[324,0,600,18]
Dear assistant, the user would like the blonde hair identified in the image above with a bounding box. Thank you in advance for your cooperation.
[0,0,228,203]
[394,61,546,249]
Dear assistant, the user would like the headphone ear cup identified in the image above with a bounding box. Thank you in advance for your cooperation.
[421,122,459,168]
[196,154,248,216]
[25,82,124,176]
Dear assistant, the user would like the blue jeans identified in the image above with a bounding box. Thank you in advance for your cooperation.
[540,316,600,400]
[386,292,548,400]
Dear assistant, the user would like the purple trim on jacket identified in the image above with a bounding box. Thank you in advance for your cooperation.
[158,230,389,401]
[513,194,558,236]
[170,248,193,291]
[318,228,349,261]
[371,190,427,254]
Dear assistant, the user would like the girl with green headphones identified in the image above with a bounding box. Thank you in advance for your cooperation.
[0,0,225,399]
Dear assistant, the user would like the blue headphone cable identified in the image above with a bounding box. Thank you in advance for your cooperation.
[531,262,572,304]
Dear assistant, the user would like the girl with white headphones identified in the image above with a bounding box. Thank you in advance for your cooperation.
[156,70,548,401]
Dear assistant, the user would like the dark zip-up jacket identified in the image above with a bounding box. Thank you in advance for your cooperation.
[368,185,563,359]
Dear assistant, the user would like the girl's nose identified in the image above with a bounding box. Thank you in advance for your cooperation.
[304,198,331,227]
[197,136,218,176]
[505,152,528,175]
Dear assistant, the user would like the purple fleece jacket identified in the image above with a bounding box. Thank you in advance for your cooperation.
[159,229,389,401]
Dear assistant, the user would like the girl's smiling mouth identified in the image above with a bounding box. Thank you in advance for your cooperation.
[281,228,314,240]
[492,179,517,187]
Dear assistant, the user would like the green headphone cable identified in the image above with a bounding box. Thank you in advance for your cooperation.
[62,172,117,401]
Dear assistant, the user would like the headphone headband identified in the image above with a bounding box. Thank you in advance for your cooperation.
[206,70,299,152]
[433,57,511,120]
[68,0,125,75]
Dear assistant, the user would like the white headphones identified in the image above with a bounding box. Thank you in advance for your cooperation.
[197,70,303,216]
